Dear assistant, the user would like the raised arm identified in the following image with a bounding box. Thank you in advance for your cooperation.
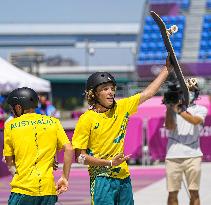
[179,111,203,125]
[165,106,177,130]
[172,104,204,125]
[139,54,172,105]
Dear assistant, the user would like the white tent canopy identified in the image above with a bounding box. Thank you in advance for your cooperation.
[0,57,51,93]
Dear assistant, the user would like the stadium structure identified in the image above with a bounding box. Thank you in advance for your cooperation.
[0,0,211,109]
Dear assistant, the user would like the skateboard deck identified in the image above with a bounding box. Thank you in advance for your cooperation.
[150,11,189,107]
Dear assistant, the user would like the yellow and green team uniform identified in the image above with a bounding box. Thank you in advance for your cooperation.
[72,93,141,204]
[3,113,70,204]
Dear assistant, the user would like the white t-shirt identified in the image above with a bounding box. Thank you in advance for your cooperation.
[166,104,208,159]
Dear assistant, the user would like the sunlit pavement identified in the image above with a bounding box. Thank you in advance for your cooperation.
[1,164,211,204]
[0,165,165,205]
[134,163,211,205]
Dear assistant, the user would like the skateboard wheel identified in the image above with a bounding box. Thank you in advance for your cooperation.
[170,25,178,33]
[167,25,178,36]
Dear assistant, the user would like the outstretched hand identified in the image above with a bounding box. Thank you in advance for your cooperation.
[56,177,69,195]
[112,153,131,166]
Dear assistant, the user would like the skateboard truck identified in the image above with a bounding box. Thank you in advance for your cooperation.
[167,25,178,36]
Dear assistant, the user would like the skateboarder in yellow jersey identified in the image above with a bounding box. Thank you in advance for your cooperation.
[3,87,73,205]
[72,54,172,205]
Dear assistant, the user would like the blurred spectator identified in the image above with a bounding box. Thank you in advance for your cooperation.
[70,111,83,119]
[36,95,60,118]
[0,96,7,129]
[70,100,89,119]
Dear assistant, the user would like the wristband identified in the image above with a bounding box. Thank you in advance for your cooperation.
[110,160,113,167]
[78,154,86,165]
[106,160,113,168]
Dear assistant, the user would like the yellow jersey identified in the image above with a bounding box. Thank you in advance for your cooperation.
[72,94,141,182]
[3,113,70,196]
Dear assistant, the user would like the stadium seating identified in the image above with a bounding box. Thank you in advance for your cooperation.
[137,15,185,64]
[207,0,211,9]
[149,0,190,10]
[199,15,211,60]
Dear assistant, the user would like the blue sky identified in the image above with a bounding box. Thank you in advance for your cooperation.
[0,0,145,23]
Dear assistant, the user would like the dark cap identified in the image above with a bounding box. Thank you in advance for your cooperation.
[7,87,38,110]
[86,72,116,91]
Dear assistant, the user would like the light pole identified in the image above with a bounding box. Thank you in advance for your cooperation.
[85,39,89,72]
[130,45,138,81]
[85,39,95,73]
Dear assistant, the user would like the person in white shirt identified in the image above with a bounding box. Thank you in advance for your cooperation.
[165,78,208,205]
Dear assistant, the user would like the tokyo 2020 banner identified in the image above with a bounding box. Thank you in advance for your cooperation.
[147,115,211,161]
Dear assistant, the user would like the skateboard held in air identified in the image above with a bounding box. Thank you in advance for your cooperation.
[150,11,189,107]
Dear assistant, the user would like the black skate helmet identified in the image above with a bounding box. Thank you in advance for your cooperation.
[7,87,38,116]
[86,72,116,91]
